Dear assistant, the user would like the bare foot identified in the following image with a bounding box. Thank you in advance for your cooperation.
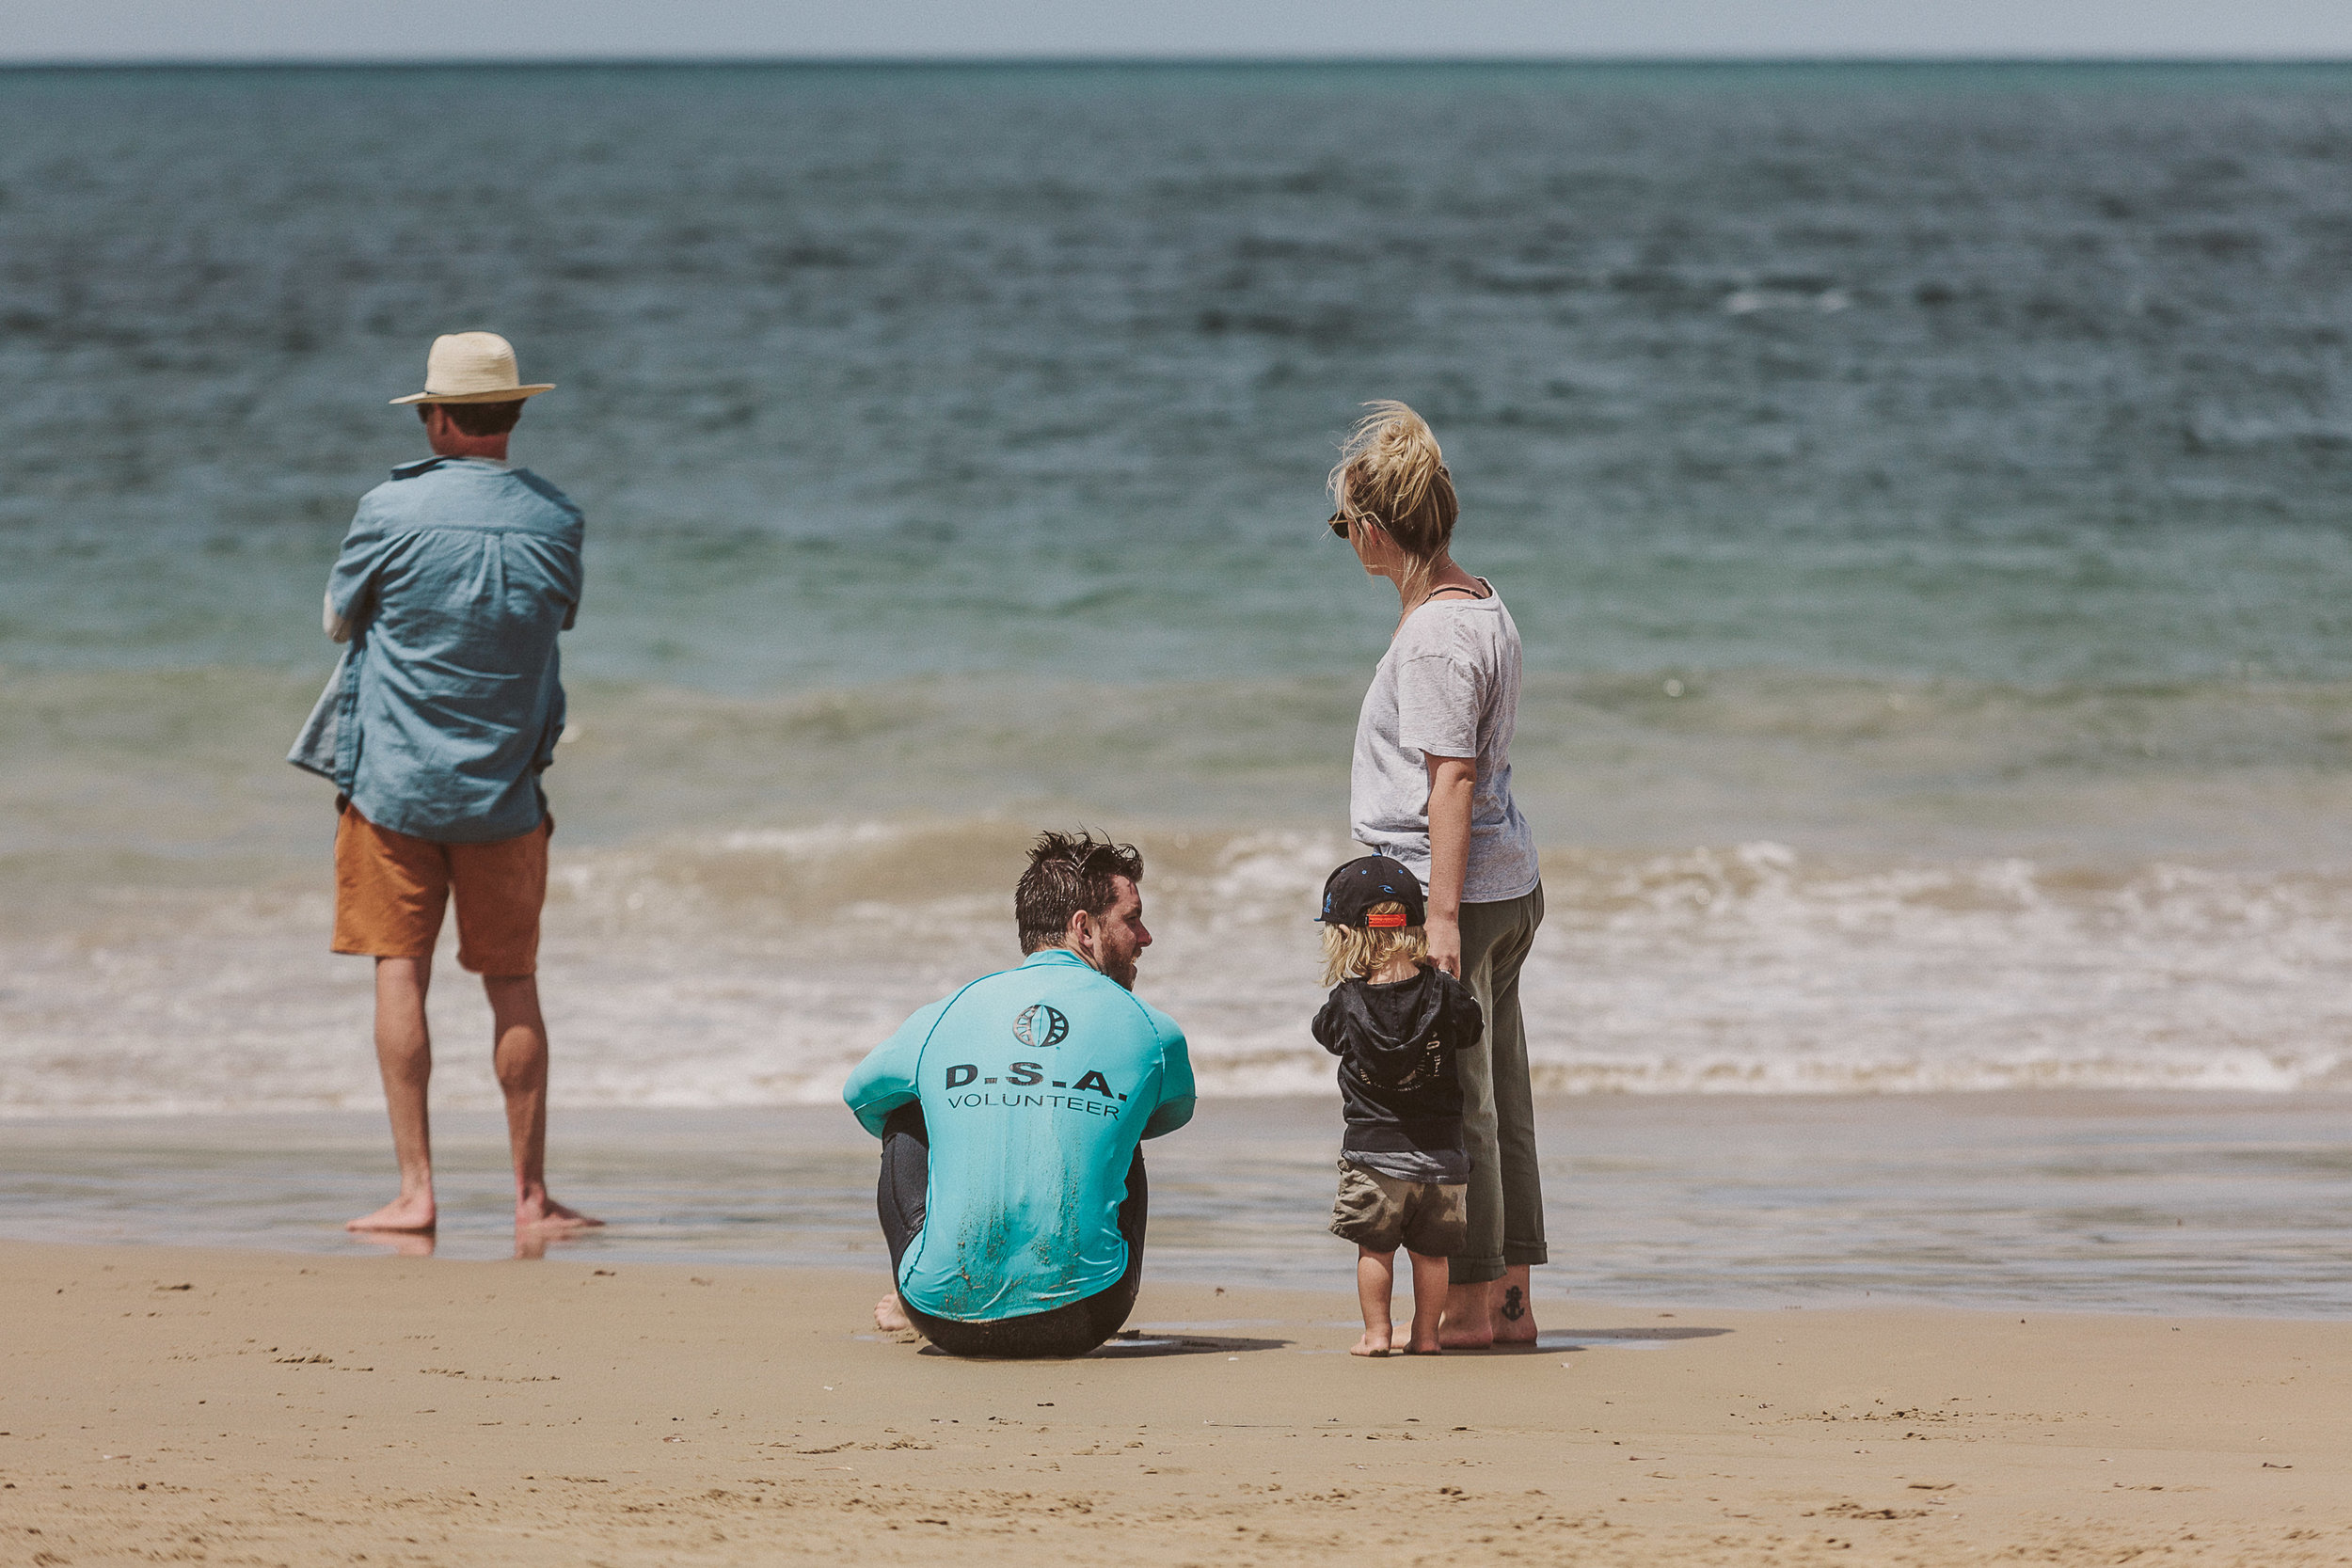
[875,1294,913,1333]
[1350,1327,1393,1357]
[1492,1279,1539,1344]
[347,1194,436,1233]
[1402,1337,1444,1354]
[516,1195,602,1233]
[1438,1281,1495,1348]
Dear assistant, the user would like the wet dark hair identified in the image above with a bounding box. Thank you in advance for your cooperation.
[1016,830,1144,956]
[419,399,525,436]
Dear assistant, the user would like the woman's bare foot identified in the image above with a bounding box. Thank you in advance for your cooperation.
[346,1194,436,1233]
[1350,1327,1393,1356]
[875,1294,913,1333]
[516,1194,602,1232]
[1492,1271,1539,1344]
[1438,1281,1495,1348]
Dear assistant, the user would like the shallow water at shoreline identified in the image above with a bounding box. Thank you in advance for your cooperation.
[5,1094,2346,1317]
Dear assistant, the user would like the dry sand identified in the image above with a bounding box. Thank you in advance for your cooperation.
[2,1239,2346,1566]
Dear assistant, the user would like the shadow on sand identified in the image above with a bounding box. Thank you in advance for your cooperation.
[916,1331,1294,1359]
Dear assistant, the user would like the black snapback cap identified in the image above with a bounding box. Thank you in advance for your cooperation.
[1316,855,1426,929]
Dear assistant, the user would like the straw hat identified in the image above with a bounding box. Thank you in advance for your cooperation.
[389,332,556,405]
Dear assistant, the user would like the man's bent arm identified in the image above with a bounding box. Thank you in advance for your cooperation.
[1139,1022,1197,1139]
[325,503,388,646]
[842,999,948,1138]
[1141,1095,1195,1139]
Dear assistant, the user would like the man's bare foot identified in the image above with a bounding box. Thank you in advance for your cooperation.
[1492,1279,1539,1343]
[347,1194,436,1233]
[1350,1327,1393,1356]
[876,1294,913,1333]
[515,1195,602,1232]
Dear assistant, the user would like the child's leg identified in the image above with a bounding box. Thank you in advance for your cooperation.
[1404,1249,1451,1353]
[1354,1246,1398,1356]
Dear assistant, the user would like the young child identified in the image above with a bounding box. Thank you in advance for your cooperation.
[1311,855,1484,1356]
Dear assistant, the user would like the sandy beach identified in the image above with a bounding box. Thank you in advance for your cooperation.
[3,1240,2345,1565]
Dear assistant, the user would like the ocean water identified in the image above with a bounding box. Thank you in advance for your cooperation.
[2,64,2350,1306]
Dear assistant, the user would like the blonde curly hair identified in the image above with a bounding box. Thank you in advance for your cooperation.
[1327,400,1459,605]
[1320,900,1431,986]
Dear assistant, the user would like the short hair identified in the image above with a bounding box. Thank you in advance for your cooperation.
[1320,901,1430,985]
[1016,830,1145,956]
[418,399,525,437]
[1328,401,1459,603]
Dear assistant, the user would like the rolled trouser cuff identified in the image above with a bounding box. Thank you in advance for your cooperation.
[1448,1255,1506,1286]
[1504,1244,1549,1267]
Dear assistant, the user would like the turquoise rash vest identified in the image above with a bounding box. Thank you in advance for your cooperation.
[842,948,1197,1323]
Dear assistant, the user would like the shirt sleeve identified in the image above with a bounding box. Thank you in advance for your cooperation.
[842,999,948,1138]
[1443,974,1486,1053]
[325,500,390,641]
[1394,650,1483,761]
[1141,1014,1196,1140]
[1311,991,1346,1057]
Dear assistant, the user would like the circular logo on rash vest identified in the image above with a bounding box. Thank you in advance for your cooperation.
[1012,1004,1069,1049]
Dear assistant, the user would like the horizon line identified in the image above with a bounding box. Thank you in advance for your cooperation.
[5,53,2352,71]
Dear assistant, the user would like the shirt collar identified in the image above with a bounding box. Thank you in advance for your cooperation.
[1020,947,1094,971]
[389,454,513,478]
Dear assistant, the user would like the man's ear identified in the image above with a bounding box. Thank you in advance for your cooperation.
[1066,909,1098,962]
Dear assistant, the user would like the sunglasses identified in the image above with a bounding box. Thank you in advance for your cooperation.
[1327,510,1351,539]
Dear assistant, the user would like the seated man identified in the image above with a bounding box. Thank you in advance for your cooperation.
[844,831,1195,1358]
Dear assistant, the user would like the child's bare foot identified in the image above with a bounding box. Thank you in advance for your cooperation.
[516,1194,602,1233]
[347,1194,436,1233]
[1350,1327,1393,1356]
[876,1294,913,1332]
[1402,1336,1444,1354]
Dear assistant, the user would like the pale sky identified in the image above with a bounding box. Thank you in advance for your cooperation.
[4,0,2350,64]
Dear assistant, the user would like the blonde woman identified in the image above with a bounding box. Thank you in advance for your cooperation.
[1328,402,1545,1347]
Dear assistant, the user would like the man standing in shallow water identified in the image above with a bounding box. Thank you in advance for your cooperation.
[847,832,1195,1357]
[294,332,598,1241]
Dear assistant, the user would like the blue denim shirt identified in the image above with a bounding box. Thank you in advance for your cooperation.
[292,456,584,843]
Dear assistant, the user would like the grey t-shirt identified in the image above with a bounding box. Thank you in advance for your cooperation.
[1349,584,1541,906]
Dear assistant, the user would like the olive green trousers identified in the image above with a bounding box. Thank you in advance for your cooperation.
[1450,883,1548,1286]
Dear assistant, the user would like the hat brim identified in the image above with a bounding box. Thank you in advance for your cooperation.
[389,384,556,405]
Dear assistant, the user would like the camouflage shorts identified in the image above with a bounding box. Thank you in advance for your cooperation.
[1329,1159,1469,1257]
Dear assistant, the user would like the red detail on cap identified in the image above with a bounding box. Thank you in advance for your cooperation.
[1366,910,1408,928]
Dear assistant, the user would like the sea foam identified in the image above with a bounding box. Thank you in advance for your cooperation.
[5,823,2347,1117]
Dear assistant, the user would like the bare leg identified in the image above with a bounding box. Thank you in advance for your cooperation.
[348,957,437,1233]
[1353,1246,1397,1356]
[1404,1250,1450,1354]
[485,974,601,1233]
[1492,1262,1538,1343]
[1439,1280,1495,1349]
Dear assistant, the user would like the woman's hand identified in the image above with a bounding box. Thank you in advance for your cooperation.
[1426,912,1463,977]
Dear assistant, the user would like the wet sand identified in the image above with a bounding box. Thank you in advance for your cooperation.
[3,1241,2346,1564]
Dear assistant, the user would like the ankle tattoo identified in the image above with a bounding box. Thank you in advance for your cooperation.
[1500,1285,1526,1322]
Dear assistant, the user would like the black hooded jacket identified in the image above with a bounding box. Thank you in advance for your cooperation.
[1311,964,1483,1170]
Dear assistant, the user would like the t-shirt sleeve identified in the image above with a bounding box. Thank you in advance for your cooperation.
[1394,649,1483,761]
[1141,1013,1196,1139]
[842,999,947,1138]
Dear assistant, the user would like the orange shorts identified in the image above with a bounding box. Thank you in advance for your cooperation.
[332,807,551,976]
